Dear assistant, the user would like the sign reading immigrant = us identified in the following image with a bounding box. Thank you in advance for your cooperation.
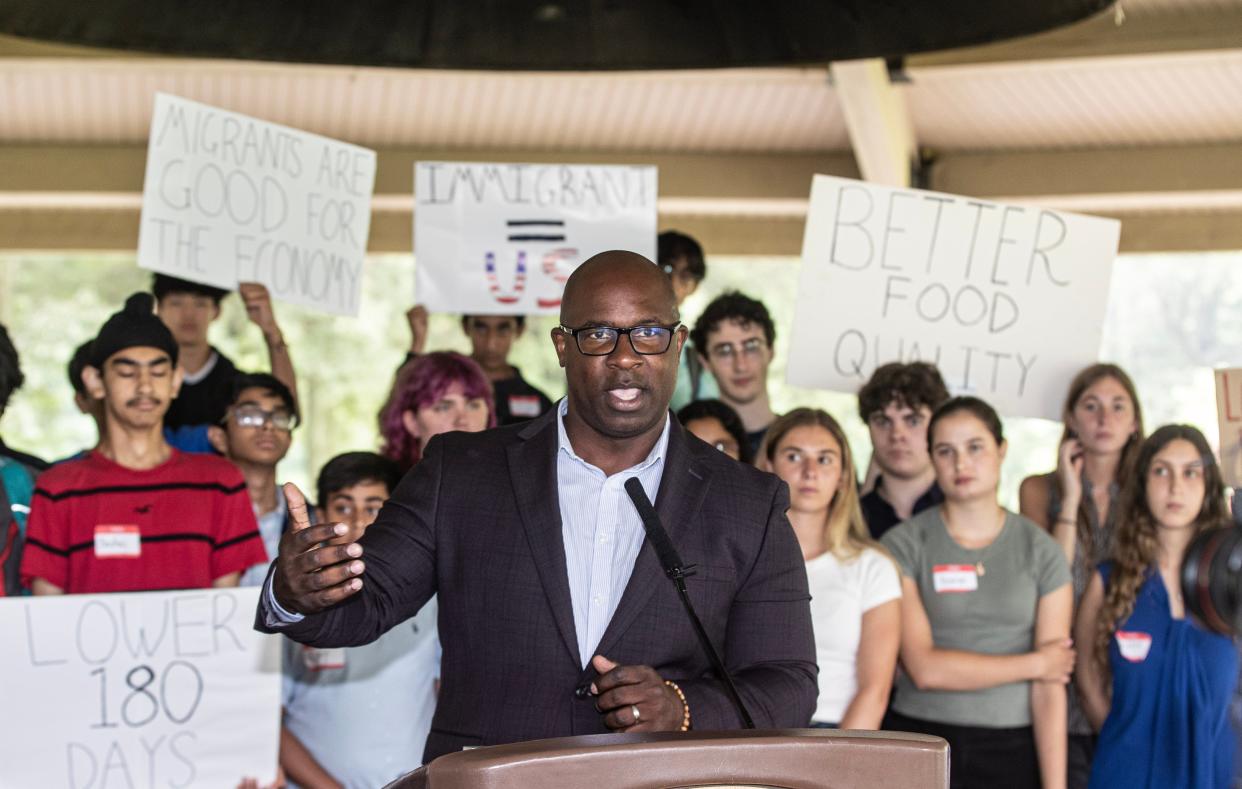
[413,161,658,315]
[137,93,376,316]
[787,175,1121,420]
[0,588,281,789]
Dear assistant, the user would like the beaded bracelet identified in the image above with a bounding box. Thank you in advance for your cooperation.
[665,679,691,732]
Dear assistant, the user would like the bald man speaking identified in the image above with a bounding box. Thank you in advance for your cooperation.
[257,251,816,763]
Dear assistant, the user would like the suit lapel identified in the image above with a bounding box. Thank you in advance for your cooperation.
[508,412,580,666]
[590,418,711,664]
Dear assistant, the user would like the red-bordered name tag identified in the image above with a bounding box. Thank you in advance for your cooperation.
[94,524,141,558]
[508,395,541,418]
[932,564,978,593]
[1115,630,1152,662]
[302,646,346,671]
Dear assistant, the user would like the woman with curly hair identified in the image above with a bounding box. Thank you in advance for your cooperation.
[378,351,495,470]
[765,408,901,729]
[1074,425,1238,788]
[1019,363,1143,788]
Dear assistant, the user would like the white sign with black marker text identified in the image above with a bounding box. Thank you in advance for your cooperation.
[0,587,281,789]
[1215,368,1242,489]
[138,93,376,316]
[414,161,658,315]
[787,175,1121,420]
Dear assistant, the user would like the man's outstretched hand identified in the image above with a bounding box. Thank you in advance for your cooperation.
[591,655,686,732]
[272,482,366,615]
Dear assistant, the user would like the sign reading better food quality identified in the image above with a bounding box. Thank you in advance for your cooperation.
[138,93,376,316]
[0,588,281,789]
[787,175,1121,420]
[414,161,657,314]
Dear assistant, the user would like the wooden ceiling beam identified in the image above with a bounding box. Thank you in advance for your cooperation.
[3,142,1242,255]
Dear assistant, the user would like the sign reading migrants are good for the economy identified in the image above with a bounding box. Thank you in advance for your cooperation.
[413,162,658,315]
[138,93,376,316]
[787,175,1121,420]
[0,588,281,789]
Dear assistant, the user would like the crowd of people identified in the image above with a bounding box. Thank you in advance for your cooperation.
[0,230,1235,789]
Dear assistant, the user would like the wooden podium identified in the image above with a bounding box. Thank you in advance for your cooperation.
[387,729,949,788]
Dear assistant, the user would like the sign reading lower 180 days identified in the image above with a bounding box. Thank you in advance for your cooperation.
[138,93,376,316]
[0,588,281,788]
[414,162,658,314]
[787,175,1121,420]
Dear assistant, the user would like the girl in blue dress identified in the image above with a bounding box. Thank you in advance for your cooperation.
[1074,425,1237,788]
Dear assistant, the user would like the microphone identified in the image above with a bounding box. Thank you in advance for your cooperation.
[624,476,755,729]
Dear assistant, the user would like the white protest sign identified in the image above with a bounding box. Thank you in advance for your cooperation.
[414,162,658,314]
[138,93,376,316]
[787,175,1121,419]
[1215,368,1242,488]
[0,587,281,789]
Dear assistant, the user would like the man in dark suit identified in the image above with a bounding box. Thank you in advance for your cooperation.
[257,251,816,763]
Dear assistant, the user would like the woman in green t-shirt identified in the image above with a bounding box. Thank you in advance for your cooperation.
[881,396,1074,789]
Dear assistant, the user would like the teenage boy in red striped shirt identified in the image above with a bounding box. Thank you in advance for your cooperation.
[21,292,266,594]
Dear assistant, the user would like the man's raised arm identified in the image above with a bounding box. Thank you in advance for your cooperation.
[255,439,442,647]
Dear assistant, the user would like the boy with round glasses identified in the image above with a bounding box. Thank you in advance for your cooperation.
[208,372,299,587]
[690,292,777,461]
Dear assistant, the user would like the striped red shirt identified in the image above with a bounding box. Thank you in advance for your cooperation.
[20,449,266,593]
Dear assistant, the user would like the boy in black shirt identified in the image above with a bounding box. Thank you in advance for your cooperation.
[461,315,552,425]
[153,275,297,432]
[857,361,950,538]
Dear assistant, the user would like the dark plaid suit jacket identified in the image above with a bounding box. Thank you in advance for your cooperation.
[257,410,816,763]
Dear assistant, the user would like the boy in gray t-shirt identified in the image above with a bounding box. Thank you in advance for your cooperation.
[881,506,1071,728]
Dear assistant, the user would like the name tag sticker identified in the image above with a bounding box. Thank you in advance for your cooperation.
[302,646,346,671]
[508,395,541,418]
[1115,630,1152,662]
[932,564,978,593]
[94,524,141,558]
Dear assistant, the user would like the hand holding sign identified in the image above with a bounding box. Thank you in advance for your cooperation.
[239,282,281,341]
[273,482,366,615]
[406,304,429,355]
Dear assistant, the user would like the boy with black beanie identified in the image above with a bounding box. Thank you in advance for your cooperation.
[20,293,267,594]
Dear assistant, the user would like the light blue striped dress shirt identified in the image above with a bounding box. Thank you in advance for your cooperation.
[555,398,669,668]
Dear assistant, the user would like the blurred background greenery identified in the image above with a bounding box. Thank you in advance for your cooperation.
[0,251,1232,506]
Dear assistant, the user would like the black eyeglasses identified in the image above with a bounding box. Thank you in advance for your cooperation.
[557,323,681,356]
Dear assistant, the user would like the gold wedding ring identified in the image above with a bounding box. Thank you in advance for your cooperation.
[631,704,641,723]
